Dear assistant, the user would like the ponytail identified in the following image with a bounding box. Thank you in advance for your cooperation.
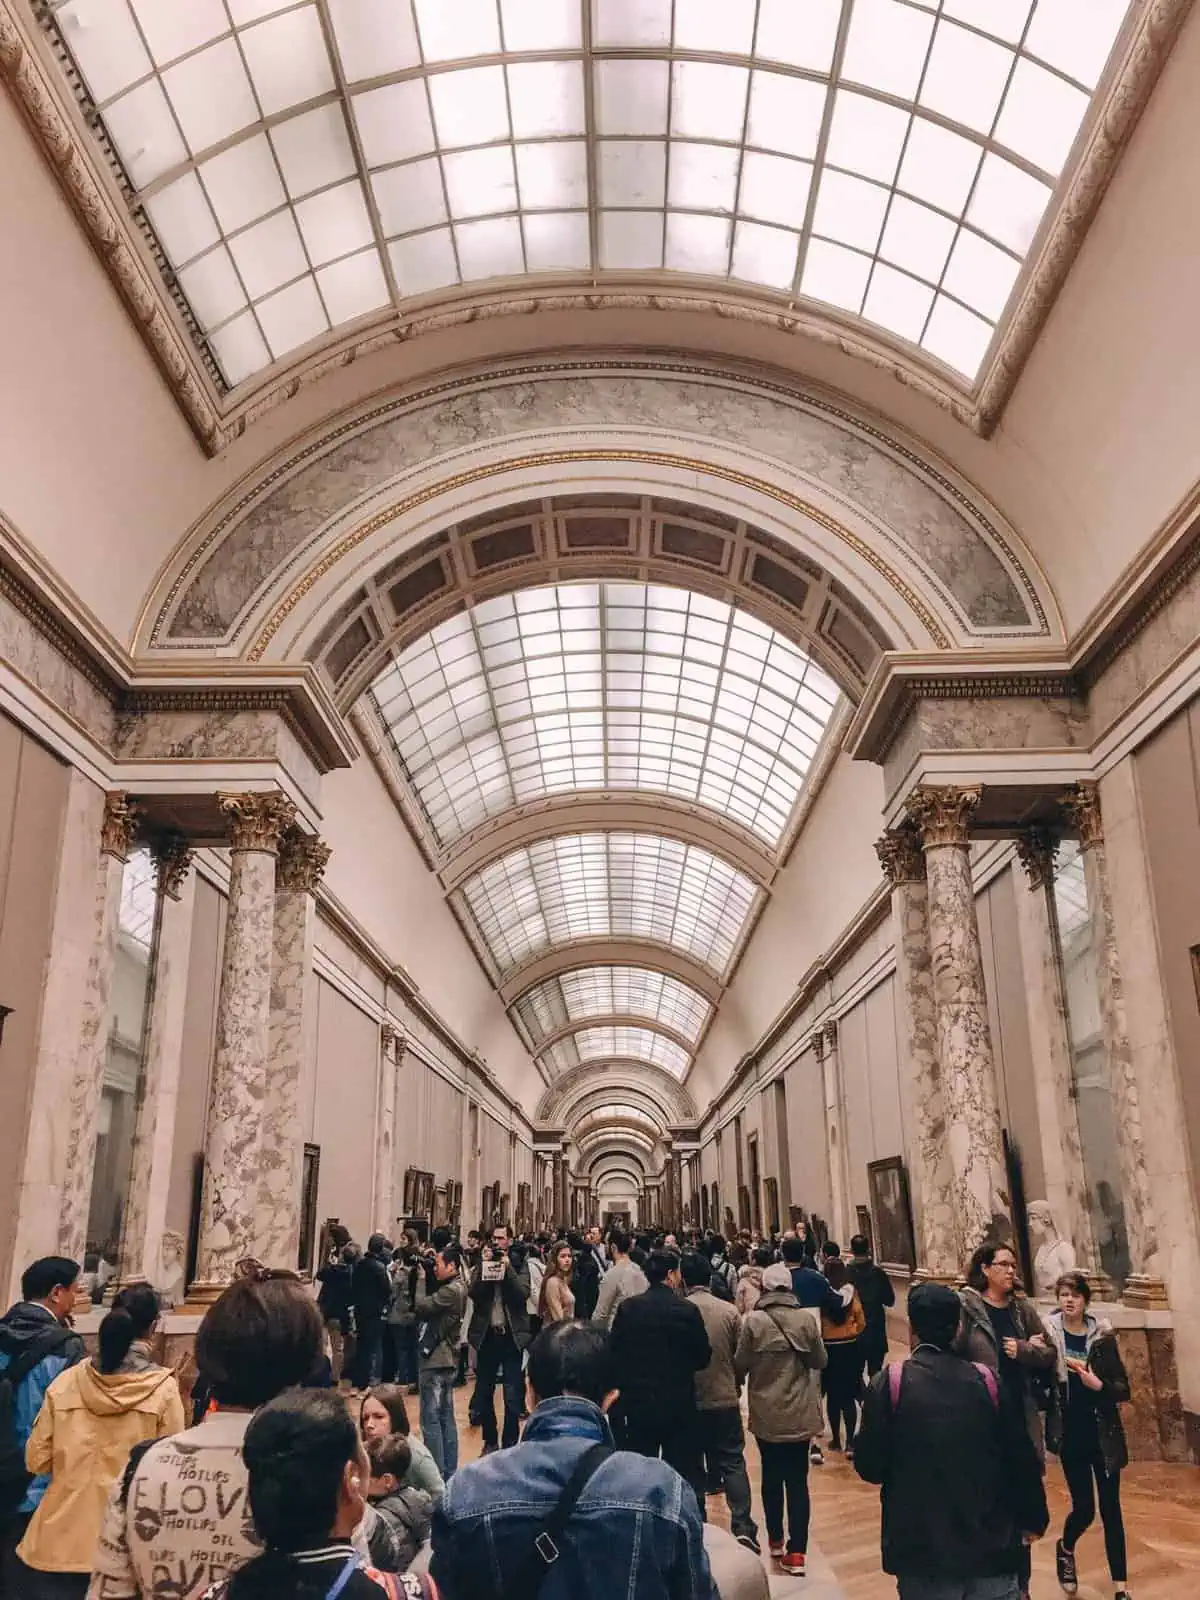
[97,1283,161,1374]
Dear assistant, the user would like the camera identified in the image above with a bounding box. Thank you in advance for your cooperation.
[481,1245,505,1282]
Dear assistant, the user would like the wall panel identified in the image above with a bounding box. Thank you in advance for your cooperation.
[165,874,224,1249]
[783,1049,830,1222]
[978,866,1046,1207]
[312,978,379,1243]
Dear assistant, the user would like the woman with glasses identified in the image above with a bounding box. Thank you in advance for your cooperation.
[958,1241,1056,1600]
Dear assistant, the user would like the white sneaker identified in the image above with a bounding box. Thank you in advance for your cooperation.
[809,1441,824,1466]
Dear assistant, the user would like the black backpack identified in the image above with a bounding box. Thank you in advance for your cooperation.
[709,1262,736,1303]
[0,1330,73,1520]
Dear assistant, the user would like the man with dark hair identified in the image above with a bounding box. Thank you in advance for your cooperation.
[0,1257,84,1580]
[846,1234,896,1379]
[609,1251,710,1513]
[592,1227,648,1330]
[468,1223,531,1453]
[780,1235,849,1467]
[680,1253,758,1553]
[854,1283,1048,1599]
[431,1322,718,1599]
[414,1241,467,1478]
[350,1232,394,1390]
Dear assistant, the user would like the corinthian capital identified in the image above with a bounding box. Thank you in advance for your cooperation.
[100,792,141,861]
[276,828,332,893]
[1015,827,1059,891]
[218,792,296,854]
[875,827,926,886]
[905,784,981,849]
[149,830,194,901]
[1060,781,1103,850]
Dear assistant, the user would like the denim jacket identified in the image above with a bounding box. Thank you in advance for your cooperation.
[428,1396,718,1600]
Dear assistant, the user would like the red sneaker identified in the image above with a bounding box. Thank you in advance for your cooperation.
[779,1553,806,1576]
[768,1540,785,1560]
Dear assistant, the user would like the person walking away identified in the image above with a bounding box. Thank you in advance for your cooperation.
[736,1248,771,1318]
[820,1255,867,1455]
[609,1251,710,1514]
[466,1226,531,1453]
[569,1233,601,1321]
[316,1245,357,1388]
[525,1246,545,1342]
[538,1244,577,1325]
[680,1254,758,1553]
[846,1234,896,1378]
[87,1273,328,1600]
[957,1243,1056,1600]
[734,1264,826,1577]
[1044,1273,1132,1600]
[351,1238,394,1392]
[706,1242,737,1305]
[780,1235,850,1465]
[202,1387,435,1600]
[17,1287,183,1600]
[0,1257,85,1592]
[359,1389,444,1500]
[383,1250,419,1394]
[365,1437,432,1573]
[412,1245,466,1481]
[430,1320,718,1600]
[854,1282,1049,1600]
[591,1230,648,1329]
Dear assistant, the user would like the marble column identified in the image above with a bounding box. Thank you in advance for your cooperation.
[1061,782,1166,1307]
[1012,828,1099,1288]
[372,1024,401,1235]
[115,834,196,1291]
[191,791,296,1298]
[876,827,958,1280]
[255,828,329,1270]
[815,1022,850,1247]
[58,792,141,1263]
[906,785,1009,1263]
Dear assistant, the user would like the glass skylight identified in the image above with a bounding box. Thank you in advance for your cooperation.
[458,832,760,979]
[539,1026,692,1079]
[575,1106,664,1142]
[47,0,1133,386]
[371,582,839,850]
[118,848,157,952]
[514,966,713,1048]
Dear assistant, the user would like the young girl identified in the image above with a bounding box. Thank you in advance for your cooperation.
[1045,1272,1132,1600]
[538,1242,577,1324]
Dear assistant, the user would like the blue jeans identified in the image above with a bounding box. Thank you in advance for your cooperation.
[897,1577,1020,1600]
[420,1367,459,1478]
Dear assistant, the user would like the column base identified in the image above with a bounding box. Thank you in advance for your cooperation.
[1122,1273,1170,1311]
[910,1268,960,1287]
[184,1280,231,1309]
[1084,1269,1117,1301]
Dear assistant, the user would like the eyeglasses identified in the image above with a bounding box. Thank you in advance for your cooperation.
[990,1259,1017,1272]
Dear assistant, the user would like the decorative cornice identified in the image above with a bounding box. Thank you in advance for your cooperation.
[1061,781,1104,850]
[1015,827,1060,891]
[217,791,296,854]
[100,792,140,860]
[119,679,354,775]
[275,828,331,894]
[148,830,193,901]
[0,547,122,701]
[820,1020,839,1052]
[905,784,982,849]
[875,827,927,887]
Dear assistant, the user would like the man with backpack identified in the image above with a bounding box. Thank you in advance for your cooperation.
[0,1257,85,1585]
[853,1283,1048,1599]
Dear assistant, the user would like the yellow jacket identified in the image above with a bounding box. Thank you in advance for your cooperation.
[18,1350,185,1573]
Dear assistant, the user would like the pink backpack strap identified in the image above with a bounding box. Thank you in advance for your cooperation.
[888,1360,903,1408]
[973,1362,999,1408]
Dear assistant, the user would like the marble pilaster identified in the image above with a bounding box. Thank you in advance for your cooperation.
[255,828,328,1270]
[876,827,957,1280]
[58,792,141,1263]
[1012,828,1097,1282]
[115,835,196,1290]
[372,1024,401,1234]
[1062,782,1165,1307]
[191,792,296,1297]
[552,1153,565,1228]
[815,1022,850,1248]
[906,785,1010,1263]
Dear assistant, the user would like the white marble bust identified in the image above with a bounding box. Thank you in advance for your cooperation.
[157,1229,186,1308]
[1027,1201,1077,1297]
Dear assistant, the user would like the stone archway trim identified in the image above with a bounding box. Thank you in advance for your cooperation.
[532,1015,698,1066]
[500,939,723,1008]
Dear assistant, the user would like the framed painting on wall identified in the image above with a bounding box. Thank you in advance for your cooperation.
[855,1204,874,1256]
[431,1186,448,1228]
[764,1176,780,1234]
[867,1157,916,1270]
[298,1144,320,1275]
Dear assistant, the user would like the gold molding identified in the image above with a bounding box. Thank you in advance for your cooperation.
[246,447,953,660]
[875,827,927,887]
[905,784,983,849]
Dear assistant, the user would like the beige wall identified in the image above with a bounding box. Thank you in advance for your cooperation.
[311,978,379,1244]
[0,711,69,1292]
[782,1048,832,1224]
[165,874,223,1257]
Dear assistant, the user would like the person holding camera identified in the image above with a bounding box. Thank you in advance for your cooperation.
[413,1240,468,1479]
[467,1226,531,1454]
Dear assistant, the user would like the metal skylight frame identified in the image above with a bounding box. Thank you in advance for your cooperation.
[43,0,1135,388]
[514,965,713,1046]
[537,1025,692,1079]
[370,581,840,852]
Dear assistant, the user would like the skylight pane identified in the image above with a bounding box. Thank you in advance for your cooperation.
[671,63,750,142]
[163,39,259,155]
[240,8,334,117]
[270,106,358,200]
[739,153,813,230]
[414,0,500,61]
[922,296,994,377]
[328,0,421,81]
[755,0,843,71]
[65,0,152,102]
[594,60,669,136]
[748,72,826,160]
[592,0,672,48]
[508,62,586,139]
[104,80,188,189]
[674,0,756,55]
[994,57,1089,174]
[501,0,581,51]
[919,21,1014,137]
[842,0,934,100]
[668,144,739,214]
[1024,0,1129,89]
[732,222,799,290]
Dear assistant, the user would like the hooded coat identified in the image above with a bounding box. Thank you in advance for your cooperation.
[0,1300,85,1515]
[19,1346,185,1573]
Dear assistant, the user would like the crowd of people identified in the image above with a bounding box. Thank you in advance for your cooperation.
[0,1223,1135,1600]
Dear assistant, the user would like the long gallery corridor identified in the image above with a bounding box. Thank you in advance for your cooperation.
[3,0,1200,1597]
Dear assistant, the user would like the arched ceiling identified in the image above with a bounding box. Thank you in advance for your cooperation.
[40,0,1137,408]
